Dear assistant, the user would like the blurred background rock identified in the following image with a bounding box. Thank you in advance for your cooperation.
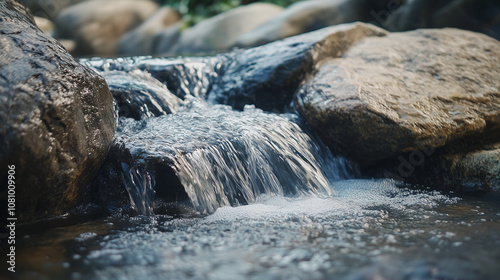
[21,0,500,57]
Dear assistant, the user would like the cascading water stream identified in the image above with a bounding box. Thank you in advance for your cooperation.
[112,97,357,215]
[120,162,156,216]
[84,56,359,215]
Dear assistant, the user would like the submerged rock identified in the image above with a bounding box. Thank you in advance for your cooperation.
[213,22,387,112]
[296,28,500,165]
[99,100,349,215]
[55,0,158,56]
[0,0,115,221]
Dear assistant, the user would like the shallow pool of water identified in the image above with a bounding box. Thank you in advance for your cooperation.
[9,179,500,280]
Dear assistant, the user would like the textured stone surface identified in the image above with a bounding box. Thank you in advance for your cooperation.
[0,0,115,221]
[162,3,283,55]
[296,28,500,165]
[117,7,181,56]
[55,0,158,56]
[378,142,500,192]
[214,22,387,112]
[439,144,500,191]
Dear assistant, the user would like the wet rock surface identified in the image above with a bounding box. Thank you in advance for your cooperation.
[0,0,115,221]
[213,22,387,112]
[439,143,500,192]
[83,56,229,100]
[296,28,500,165]
[101,70,182,122]
[384,143,500,192]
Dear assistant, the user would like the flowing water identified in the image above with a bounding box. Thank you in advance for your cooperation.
[5,57,500,280]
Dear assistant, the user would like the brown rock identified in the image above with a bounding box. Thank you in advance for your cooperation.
[296,28,500,165]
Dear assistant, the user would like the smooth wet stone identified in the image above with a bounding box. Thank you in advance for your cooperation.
[214,22,387,112]
[100,70,183,123]
[234,0,391,49]
[116,6,181,56]
[99,101,339,215]
[83,56,229,100]
[160,3,283,56]
[55,0,158,56]
[0,0,115,221]
[296,28,500,165]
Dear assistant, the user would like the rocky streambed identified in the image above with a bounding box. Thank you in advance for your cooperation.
[1,0,500,279]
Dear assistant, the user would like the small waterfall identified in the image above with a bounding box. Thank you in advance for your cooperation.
[120,162,155,215]
[173,113,334,213]
[87,56,358,215]
[112,98,357,214]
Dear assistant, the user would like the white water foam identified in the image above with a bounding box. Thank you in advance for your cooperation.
[205,179,457,222]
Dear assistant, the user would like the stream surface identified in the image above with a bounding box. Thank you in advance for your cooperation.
[5,56,500,280]
[11,182,500,280]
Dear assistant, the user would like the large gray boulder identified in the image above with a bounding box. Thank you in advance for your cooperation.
[0,0,115,221]
[55,0,158,56]
[160,3,283,56]
[213,22,387,112]
[295,28,500,165]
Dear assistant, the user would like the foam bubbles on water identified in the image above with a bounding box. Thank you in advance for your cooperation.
[205,179,457,222]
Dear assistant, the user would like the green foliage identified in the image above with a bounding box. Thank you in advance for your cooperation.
[157,0,302,27]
